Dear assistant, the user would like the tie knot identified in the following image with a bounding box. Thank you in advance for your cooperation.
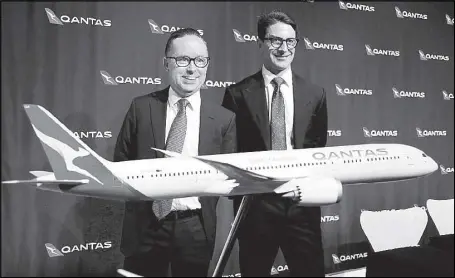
[271,77,285,88]
[177,98,189,111]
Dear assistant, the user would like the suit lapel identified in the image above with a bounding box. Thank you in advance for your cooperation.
[292,73,313,149]
[243,71,271,150]
[198,96,216,156]
[149,87,169,158]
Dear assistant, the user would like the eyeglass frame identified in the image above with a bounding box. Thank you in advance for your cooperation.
[262,36,300,49]
[165,56,210,68]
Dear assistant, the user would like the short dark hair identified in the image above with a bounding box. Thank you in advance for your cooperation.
[257,10,298,41]
[164,28,207,56]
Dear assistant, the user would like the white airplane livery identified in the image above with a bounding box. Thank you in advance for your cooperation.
[2,105,439,207]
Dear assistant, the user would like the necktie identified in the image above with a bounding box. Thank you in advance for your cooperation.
[152,98,189,219]
[270,77,287,150]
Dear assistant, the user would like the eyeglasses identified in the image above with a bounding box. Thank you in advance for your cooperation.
[166,56,210,68]
[263,37,299,49]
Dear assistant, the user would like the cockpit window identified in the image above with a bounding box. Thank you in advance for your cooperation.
[422,153,427,157]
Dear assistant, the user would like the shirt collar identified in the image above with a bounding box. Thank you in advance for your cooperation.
[168,86,201,111]
[261,65,293,88]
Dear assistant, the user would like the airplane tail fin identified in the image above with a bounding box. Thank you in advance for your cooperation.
[22,104,113,186]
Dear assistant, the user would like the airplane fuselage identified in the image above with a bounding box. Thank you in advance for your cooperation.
[107,143,437,200]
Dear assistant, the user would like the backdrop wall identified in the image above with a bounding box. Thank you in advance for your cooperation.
[2,1,453,277]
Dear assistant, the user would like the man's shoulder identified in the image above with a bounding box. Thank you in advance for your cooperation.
[293,73,326,98]
[129,87,169,106]
[226,71,262,92]
[204,99,235,120]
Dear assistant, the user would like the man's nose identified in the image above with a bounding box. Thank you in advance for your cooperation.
[186,61,196,72]
[277,41,289,52]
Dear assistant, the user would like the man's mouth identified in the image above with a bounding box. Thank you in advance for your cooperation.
[183,76,198,80]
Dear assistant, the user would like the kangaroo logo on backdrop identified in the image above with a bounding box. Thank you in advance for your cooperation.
[442,91,454,100]
[201,80,236,89]
[332,253,368,264]
[45,243,64,257]
[148,19,204,36]
[335,84,372,96]
[45,8,111,27]
[232,29,258,42]
[304,37,343,51]
[45,241,112,258]
[392,87,425,99]
[395,7,428,20]
[446,14,454,25]
[440,165,454,175]
[416,128,447,137]
[365,44,400,57]
[100,70,161,85]
[328,130,342,137]
[363,127,398,137]
[338,1,375,12]
[74,131,112,139]
[419,50,450,61]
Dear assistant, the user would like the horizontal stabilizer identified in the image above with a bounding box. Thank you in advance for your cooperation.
[2,179,88,185]
[117,269,143,277]
[30,170,54,177]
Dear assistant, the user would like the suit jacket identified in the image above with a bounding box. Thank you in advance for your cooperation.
[114,87,237,258]
[222,70,327,215]
[222,70,327,153]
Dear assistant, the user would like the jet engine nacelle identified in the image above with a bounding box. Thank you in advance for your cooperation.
[278,176,343,206]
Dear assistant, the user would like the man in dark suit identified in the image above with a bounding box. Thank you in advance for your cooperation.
[114,28,236,277]
[222,11,328,277]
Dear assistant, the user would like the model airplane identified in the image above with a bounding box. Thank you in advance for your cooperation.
[2,104,439,207]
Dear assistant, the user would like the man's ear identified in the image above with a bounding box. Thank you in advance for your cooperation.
[163,57,169,71]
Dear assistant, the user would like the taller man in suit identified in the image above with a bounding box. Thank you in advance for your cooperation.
[114,28,236,277]
[222,11,328,277]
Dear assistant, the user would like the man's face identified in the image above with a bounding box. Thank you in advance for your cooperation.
[259,22,296,74]
[164,35,209,98]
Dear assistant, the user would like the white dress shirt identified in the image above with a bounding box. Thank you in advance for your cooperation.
[262,65,294,150]
[165,87,201,211]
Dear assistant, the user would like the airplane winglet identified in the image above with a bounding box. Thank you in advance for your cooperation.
[151,148,185,158]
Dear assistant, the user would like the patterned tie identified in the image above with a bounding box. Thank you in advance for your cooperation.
[270,77,287,150]
[152,98,189,219]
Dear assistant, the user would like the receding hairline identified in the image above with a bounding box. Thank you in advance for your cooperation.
[165,34,208,56]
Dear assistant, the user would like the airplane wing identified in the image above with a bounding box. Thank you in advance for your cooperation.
[193,156,292,196]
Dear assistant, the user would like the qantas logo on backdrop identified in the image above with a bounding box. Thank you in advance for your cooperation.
[201,80,236,89]
[328,130,342,137]
[332,252,368,264]
[74,131,112,139]
[365,44,400,57]
[304,37,344,51]
[45,241,112,257]
[392,87,425,99]
[419,50,450,61]
[45,8,111,27]
[442,91,454,100]
[321,215,340,222]
[446,14,454,25]
[100,71,161,85]
[440,165,454,175]
[148,19,204,36]
[363,127,398,137]
[335,84,372,96]
[232,29,259,42]
[338,1,375,12]
[395,7,428,20]
[416,128,447,137]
